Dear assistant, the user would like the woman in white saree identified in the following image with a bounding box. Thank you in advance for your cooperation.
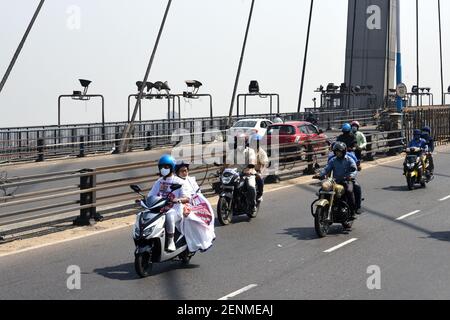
[175,162,216,253]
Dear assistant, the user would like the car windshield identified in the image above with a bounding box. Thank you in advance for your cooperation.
[268,125,296,135]
[232,121,257,128]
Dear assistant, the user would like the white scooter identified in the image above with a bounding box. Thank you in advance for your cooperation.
[130,185,195,278]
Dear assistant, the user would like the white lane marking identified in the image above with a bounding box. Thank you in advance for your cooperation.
[218,284,258,300]
[439,195,450,202]
[396,210,421,221]
[324,238,358,253]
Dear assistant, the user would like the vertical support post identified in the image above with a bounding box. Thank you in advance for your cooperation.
[113,126,121,154]
[36,136,44,162]
[145,131,152,150]
[365,134,374,161]
[303,142,315,175]
[74,169,101,226]
[78,136,85,158]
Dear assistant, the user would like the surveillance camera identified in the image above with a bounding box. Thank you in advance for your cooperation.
[79,79,92,88]
[136,81,145,92]
[145,82,154,92]
[185,80,202,89]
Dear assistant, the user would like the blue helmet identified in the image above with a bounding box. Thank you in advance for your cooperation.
[158,154,176,170]
[251,134,264,142]
[342,123,352,133]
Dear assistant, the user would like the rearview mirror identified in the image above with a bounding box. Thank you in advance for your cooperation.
[130,185,142,193]
[170,184,182,191]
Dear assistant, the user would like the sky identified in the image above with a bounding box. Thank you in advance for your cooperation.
[0,0,449,128]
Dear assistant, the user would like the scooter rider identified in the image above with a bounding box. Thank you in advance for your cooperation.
[175,161,216,253]
[273,114,284,124]
[409,129,429,177]
[148,155,190,252]
[409,129,429,151]
[229,133,258,213]
[351,121,367,161]
[327,142,363,214]
[317,142,359,219]
[337,123,357,151]
[250,133,269,202]
[421,126,435,176]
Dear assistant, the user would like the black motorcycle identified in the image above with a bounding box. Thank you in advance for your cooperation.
[216,167,261,225]
[311,177,356,238]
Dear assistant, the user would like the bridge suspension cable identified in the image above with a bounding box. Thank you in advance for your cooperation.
[0,0,45,95]
[297,0,314,113]
[437,0,445,105]
[120,0,172,153]
[227,0,256,128]
[416,0,420,107]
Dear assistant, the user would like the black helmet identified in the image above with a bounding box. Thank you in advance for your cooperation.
[333,141,347,158]
[175,161,190,174]
[422,126,431,134]
[413,129,422,138]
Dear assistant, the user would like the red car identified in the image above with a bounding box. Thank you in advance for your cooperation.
[266,121,329,160]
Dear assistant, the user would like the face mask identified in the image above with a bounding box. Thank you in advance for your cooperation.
[160,168,171,177]
[352,127,358,133]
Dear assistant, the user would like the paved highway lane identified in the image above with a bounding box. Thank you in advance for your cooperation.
[0,147,449,300]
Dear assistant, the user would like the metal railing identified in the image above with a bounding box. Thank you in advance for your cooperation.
[0,109,377,164]
[0,128,419,240]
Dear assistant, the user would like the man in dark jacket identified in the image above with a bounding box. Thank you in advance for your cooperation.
[337,123,357,151]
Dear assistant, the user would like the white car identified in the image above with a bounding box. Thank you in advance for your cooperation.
[228,118,273,139]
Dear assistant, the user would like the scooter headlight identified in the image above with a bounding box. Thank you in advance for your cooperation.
[321,180,333,192]
[406,163,415,169]
[221,176,233,185]
[143,225,155,238]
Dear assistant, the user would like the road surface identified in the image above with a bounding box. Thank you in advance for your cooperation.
[0,146,449,299]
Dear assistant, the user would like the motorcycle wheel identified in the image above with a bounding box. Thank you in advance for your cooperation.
[420,180,426,188]
[247,201,261,219]
[217,197,233,226]
[135,252,153,278]
[342,221,354,231]
[314,206,330,238]
[406,175,415,191]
